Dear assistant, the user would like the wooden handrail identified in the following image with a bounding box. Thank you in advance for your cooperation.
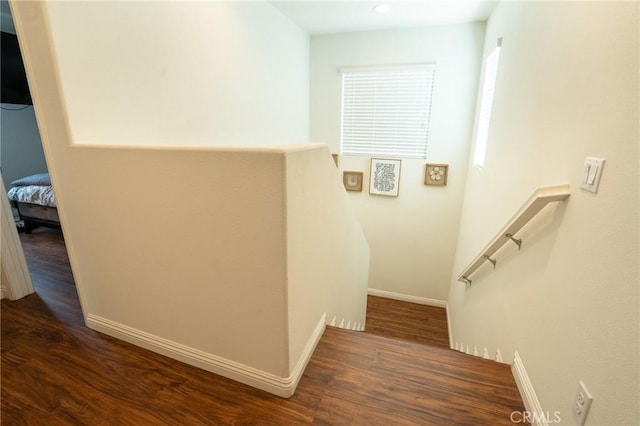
[458,184,571,285]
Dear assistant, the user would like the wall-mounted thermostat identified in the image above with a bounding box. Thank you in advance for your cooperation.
[580,157,605,194]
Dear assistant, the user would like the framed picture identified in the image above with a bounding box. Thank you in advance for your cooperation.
[343,171,364,192]
[424,163,448,186]
[369,158,401,197]
[332,154,339,167]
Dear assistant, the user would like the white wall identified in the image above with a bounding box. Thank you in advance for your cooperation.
[449,2,639,424]
[66,147,291,376]
[11,0,371,398]
[0,106,47,188]
[45,1,309,147]
[286,145,370,367]
[311,23,485,301]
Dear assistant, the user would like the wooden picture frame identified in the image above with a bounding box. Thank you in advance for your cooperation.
[424,163,448,186]
[369,158,401,197]
[343,171,364,192]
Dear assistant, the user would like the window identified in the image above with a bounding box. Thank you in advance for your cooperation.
[341,64,435,159]
[473,40,502,168]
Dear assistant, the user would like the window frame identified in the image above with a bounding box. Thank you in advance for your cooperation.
[473,39,502,168]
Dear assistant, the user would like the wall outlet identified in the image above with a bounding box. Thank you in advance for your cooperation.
[573,381,593,425]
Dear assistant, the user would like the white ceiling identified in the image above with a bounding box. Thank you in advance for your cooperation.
[270,1,497,35]
[2,1,495,37]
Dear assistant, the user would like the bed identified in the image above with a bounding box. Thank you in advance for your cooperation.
[7,173,60,233]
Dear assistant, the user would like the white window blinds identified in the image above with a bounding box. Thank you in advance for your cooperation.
[341,65,435,159]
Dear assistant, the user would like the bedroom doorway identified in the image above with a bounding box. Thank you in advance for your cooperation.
[1,1,70,302]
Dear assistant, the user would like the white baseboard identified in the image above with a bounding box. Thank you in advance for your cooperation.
[512,350,547,426]
[86,312,326,398]
[1,285,8,300]
[289,313,326,392]
[367,288,447,308]
[446,304,453,348]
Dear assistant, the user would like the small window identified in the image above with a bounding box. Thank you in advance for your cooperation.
[473,41,502,168]
[340,64,435,159]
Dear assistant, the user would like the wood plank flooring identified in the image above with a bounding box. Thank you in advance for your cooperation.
[2,229,526,425]
[366,295,450,349]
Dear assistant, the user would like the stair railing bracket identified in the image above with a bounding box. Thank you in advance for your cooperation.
[505,234,522,250]
[483,255,497,269]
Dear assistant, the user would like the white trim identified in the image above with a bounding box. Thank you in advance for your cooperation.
[86,313,326,398]
[495,348,504,363]
[367,288,447,308]
[482,347,490,360]
[1,176,34,301]
[339,63,436,74]
[511,350,547,426]
[287,313,326,395]
[446,303,453,348]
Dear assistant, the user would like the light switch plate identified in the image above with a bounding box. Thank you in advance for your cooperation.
[580,157,605,193]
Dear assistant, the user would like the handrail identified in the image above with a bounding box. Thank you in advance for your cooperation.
[458,184,571,285]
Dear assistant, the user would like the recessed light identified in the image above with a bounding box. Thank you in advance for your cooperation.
[372,4,390,14]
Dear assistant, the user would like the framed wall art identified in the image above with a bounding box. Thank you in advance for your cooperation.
[424,163,448,186]
[369,158,401,197]
[343,171,364,192]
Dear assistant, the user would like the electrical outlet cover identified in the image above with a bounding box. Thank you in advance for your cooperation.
[573,381,593,425]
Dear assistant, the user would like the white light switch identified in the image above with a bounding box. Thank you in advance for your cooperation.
[580,157,605,193]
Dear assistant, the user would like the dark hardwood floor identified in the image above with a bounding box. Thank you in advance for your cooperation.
[366,295,450,349]
[2,229,526,425]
